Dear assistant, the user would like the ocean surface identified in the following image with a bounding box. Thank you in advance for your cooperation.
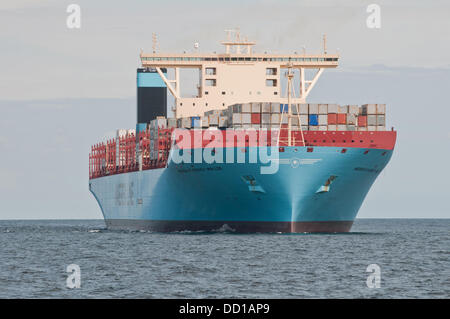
[0,219,448,299]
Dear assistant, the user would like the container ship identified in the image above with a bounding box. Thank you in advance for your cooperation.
[89,32,396,233]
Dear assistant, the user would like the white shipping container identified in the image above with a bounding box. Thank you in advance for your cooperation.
[291,104,299,115]
[362,104,377,115]
[232,113,242,124]
[167,118,177,129]
[318,104,328,114]
[241,113,251,124]
[309,126,319,131]
[338,105,348,114]
[308,103,319,114]
[301,125,309,131]
[242,103,252,113]
[367,125,377,131]
[281,116,288,124]
[271,103,281,113]
[218,116,228,127]
[251,103,261,113]
[346,125,356,131]
[201,116,209,128]
[181,117,191,128]
[377,115,385,126]
[347,114,357,125]
[291,117,299,126]
[357,127,367,131]
[318,125,327,131]
[327,104,338,113]
[299,115,308,125]
[209,114,219,126]
[347,105,359,114]
[261,103,271,113]
[367,115,377,126]
[377,104,386,114]
[261,114,271,124]
[337,125,347,131]
[318,114,328,125]
[271,113,280,123]
[300,104,309,114]
[377,126,386,131]
[328,125,337,131]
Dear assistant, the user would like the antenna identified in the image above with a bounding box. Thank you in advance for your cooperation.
[152,33,158,53]
[323,34,327,54]
[194,42,199,52]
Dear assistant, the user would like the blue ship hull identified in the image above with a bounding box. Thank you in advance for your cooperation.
[89,146,393,233]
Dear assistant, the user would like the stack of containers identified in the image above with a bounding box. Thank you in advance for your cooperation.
[337,105,348,131]
[318,104,328,131]
[261,102,271,129]
[149,117,167,160]
[116,129,127,166]
[327,104,338,131]
[308,103,319,131]
[361,104,386,131]
[346,105,358,131]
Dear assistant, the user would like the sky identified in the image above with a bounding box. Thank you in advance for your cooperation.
[0,0,449,219]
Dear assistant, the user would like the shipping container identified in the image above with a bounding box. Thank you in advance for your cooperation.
[308,103,319,114]
[362,104,377,115]
[251,113,261,124]
[251,103,261,113]
[367,126,377,131]
[318,104,328,114]
[191,116,201,128]
[280,104,289,113]
[241,113,251,124]
[242,103,252,113]
[367,115,377,126]
[358,115,367,127]
[309,126,319,131]
[377,114,385,126]
[338,105,348,114]
[337,113,347,124]
[346,125,356,131]
[347,113,357,125]
[218,116,228,128]
[347,105,359,114]
[261,113,271,124]
[328,125,337,131]
[318,114,328,125]
[337,125,347,131]
[328,113,337,125]
[309,114,319,126]
[299,104,309,114]
[232,113,242,125]
[327,104,338,113]
[261,102,271,113]
[271,103,281,113]
[271,113,280,123]
[167,118,177,129]
[299,114,308,126]
[318,125,327,131]
[377,104,386,114]
[291,104,299,115]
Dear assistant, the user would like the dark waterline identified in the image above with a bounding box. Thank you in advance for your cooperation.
[0,219,448,298]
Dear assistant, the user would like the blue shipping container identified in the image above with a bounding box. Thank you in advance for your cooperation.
[309,114,319,126]
[191,116,201,128]
[136,123,147,134]
[280,104,289,113]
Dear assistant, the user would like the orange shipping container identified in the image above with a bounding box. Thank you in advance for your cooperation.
[251,113,261,124]
[337,113,347,124]
[358,115,367,127]
[328,114,337,125]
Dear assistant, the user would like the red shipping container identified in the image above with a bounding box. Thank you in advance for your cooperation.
[251,113,261,124]
[337,113,347,124]
[328,114,337,125]
[358,115,367,127]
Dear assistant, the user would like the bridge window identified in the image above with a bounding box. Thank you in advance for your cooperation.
[205,79,216,86]
[205,67,216,75]
[266,68,277,75]
[266,79,277,87]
